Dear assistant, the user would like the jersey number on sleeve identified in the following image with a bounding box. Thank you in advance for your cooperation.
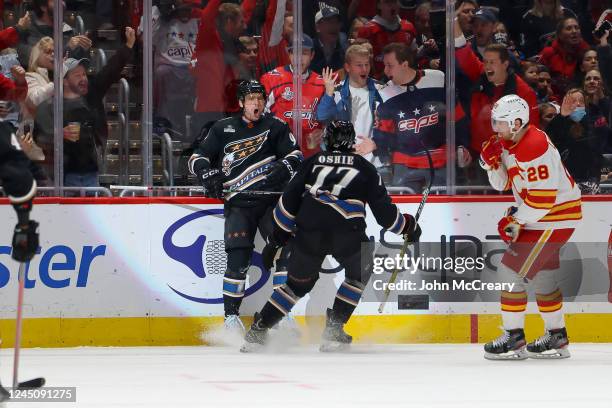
[527,165,549,182]
[310,165,359,196]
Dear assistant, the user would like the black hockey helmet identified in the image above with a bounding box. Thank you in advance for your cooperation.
[237,79,267,103]
[323,120,356,152]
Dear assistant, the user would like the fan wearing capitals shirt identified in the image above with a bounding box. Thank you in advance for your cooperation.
[139,0,199,138]
[372,42,445,193]
[260,34,326,158]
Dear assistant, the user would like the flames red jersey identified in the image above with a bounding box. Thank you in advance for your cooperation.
[484,125,582,230]
[261,65,326,158]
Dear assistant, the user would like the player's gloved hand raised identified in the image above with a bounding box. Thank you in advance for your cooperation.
[497,208,522,243]
[479,136,503,170]
[264,159,294,186]
[11,220,39,262]
[401,214,422,242]
[198,169,224,199]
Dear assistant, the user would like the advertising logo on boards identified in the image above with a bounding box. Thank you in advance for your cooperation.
[0,244,106,289]
[162,209,270,304]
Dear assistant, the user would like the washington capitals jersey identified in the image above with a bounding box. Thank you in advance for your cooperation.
[260,65,326,158]
[188,114,302,205]
[273,151,407,234]
[373,69,446,168]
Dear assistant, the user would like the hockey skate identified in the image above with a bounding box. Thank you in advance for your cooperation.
[320,309,352,352]
[240,313,268,353]
[484,328,527,360]
[526,327,570,359]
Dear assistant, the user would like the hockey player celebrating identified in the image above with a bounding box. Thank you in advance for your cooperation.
[480,95,582,360]
[0,124,40,402]
[240,121,421,353]
[188,80,303,332]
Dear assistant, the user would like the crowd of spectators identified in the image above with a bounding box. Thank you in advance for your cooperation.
[166,0,611,194]
[1,0,611,195]
[34,27,135,188]
[0,0,138,191]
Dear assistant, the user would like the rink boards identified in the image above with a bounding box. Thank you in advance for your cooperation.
[0,195,611,347]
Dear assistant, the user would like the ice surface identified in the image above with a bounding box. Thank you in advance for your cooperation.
[1,344,612,407]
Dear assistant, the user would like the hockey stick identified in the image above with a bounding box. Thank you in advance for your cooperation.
[377,143,434,314]
[109,185,283,196]
[223,189,283,196]
[110,185,204,191]
[12,262,45,390]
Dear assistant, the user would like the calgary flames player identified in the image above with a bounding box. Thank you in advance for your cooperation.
[480,94,582,360]
[260,34,326,158]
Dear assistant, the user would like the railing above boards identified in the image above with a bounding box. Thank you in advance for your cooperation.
[118,78,130,185]
[152,133,175,189]
[0,187,112,198]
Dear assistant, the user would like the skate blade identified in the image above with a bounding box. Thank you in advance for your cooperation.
[240,341,265,353]
[319,341,350,353]
[527,347,570,359]
[484,348,528,360]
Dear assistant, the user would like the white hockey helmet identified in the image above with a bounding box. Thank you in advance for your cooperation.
[491,94,530,135]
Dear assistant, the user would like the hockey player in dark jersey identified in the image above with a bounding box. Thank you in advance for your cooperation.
[188,80,303,332]
[240,121,421,352]
[0,123,39,402]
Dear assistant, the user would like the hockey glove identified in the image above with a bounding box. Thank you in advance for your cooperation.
[198,169,225,199]
[497,213,522,244]
[262,243,282,271]
[479,136,503,170]
[264,159,294,186]
[401,214,422,243]
[12,220,39,262]
[262,224,292,270]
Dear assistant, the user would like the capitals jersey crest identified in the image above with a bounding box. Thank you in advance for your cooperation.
[373,69,446,164]
[221,131,269,175]
[396,104,440,134]
[281,97,321,130]
[261,65,326,158]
